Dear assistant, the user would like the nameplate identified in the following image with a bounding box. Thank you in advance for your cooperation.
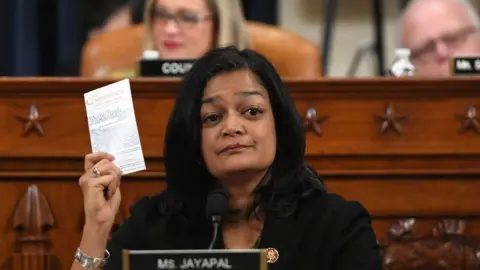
[122,249,267,270]
[451,56,480,75]
[138,59,195,77]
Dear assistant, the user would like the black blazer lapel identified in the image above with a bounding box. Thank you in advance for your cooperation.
[259,207,296,270]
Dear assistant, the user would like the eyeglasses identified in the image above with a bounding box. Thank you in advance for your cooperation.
[410,26,479,62]
[151,8,213,29]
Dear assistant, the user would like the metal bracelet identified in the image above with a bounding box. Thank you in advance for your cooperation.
[74,248,110,268]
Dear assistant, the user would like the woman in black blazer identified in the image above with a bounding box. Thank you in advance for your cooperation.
[71,46,382,270]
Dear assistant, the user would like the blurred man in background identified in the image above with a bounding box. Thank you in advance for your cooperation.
[400,0,480,76]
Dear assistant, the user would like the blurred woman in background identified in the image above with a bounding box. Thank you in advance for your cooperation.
[83,0,250,77]
[142,0,249,59]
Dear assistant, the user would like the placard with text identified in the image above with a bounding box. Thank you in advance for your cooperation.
[451,56,480,75]
[122,249,267,270]
[138,59,195,77]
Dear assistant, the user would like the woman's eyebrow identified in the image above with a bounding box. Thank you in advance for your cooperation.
[202,90,265,104]
[235,90,264,98]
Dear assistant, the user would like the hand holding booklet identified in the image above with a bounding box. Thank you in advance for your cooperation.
[84,79,146,175]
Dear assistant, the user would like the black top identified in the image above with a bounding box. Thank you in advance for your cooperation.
[104,183,382,270]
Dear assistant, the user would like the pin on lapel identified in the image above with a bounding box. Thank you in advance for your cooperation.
[265,248,279,263]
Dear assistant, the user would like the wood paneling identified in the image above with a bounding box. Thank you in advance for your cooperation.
[1,77,480,269]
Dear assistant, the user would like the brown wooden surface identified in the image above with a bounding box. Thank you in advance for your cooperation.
[1,77,480,269]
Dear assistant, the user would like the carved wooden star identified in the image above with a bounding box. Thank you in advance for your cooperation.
[455,104,480,134]
[303,106,328,136]
[16,104,49,136]
[375,103,407,134]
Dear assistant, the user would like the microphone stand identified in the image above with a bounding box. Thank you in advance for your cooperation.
[208,215,221,250]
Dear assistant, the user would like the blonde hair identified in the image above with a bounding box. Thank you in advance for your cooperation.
[142,0,250,52]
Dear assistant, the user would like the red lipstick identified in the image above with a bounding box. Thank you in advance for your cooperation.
[163,41,180,49]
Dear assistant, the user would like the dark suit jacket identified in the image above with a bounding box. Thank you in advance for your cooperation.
[104,188,381,270]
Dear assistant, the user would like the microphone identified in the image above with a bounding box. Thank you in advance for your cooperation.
[206,188,229,250]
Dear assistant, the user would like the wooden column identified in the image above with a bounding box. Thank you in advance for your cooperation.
[12,185,55,270]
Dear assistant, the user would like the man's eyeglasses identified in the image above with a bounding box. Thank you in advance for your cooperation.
[410,26,479,62]
[151,8,213,29]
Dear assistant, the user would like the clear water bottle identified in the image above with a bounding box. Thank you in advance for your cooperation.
[388,48,415,77]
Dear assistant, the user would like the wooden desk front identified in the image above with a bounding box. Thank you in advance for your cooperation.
[1,78,480,270]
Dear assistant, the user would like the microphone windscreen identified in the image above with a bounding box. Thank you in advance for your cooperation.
[205,188,229,219]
